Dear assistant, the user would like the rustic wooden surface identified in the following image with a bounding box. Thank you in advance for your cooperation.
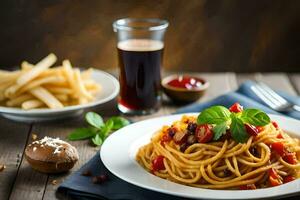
[0,72,300,200]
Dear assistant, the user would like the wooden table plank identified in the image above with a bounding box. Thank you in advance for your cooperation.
[0,118,31,200]
[256,73,297,95]
[236,73,257,85]
[289,73,300,94]
[237,73,297,95]
[198,72,238,101]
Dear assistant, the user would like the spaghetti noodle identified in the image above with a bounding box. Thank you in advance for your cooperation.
[136,105,300,190]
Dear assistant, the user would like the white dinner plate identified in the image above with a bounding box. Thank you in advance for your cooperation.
[101,113,300,199]
[0,69,119,122]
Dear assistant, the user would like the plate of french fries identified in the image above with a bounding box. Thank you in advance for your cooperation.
[0,53,119,122]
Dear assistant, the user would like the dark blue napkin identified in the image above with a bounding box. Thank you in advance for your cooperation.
[57,151,187,200]
[57,80,300,200]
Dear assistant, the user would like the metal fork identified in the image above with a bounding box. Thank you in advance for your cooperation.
[250,82,300,112]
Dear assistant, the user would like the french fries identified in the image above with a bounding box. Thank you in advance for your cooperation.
[22,99,45,110]
[17,53,57,86]
[0,53,101,110]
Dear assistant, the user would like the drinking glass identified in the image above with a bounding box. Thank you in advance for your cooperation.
[113,18,169,115]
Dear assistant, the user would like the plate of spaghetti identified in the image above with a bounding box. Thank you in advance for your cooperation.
[101,103,300,199]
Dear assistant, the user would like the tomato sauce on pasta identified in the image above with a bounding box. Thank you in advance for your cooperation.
[136,104,300,190]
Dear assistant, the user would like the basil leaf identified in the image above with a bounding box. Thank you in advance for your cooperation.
[230,114,249,143]
[213,122,228,141]
[68,128,97,140]
[85,112,104,129]
[108,117,130,130]
[240,109,270,126]
[102,119,114,138]
[91,134,103,146]
[197,106,231,125]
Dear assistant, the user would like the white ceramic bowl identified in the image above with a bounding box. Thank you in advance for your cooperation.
[0,69,119,122]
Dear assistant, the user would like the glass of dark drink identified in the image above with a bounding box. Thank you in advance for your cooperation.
[113,18,169,115]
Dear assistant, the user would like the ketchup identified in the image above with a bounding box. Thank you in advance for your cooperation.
[166,76,204,90]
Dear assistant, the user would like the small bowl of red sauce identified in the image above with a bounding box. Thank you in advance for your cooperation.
[162,74,209,103]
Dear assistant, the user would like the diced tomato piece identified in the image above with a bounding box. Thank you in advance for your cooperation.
[269,168,279,179]
[195,124,213,143]
[283,175,296,183]
[269,176,283,187]
[271,142,285,156]
[256,126,264,132]
[161,134,172,143]
[268,168,282,187]
[160,133,172,146]
[152,156,165,171]
[229,102,243,113]
[270,141,297,164]
[239,185,248,190]
[272,121,279,129]
[239,184,256,190]
[245,124,259,136]
[160,141,164,147]
[276,133,284,139]
[283,152,297,164]
[270,152,276,160]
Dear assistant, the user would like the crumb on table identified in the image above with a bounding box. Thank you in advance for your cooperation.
[0,164,7,172]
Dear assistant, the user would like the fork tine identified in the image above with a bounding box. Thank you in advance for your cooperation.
[257,82,288,104]
[250,85,278,108]
[257,84,286,106]
[254,84,283,106]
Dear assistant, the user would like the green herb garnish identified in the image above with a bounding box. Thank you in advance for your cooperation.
[240,109,270,126]
[230,113,249,143]
[85,112,104,129]
[197,105,270,143]
[197,106,231,125]
[68,112,130,146]
[212,122,228,141]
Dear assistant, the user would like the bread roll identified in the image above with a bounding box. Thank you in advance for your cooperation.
[25,136,79,173]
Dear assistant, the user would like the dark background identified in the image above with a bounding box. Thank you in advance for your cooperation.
[0,0,299,72]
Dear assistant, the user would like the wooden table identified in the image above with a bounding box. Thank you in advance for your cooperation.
[1,72,300,200]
